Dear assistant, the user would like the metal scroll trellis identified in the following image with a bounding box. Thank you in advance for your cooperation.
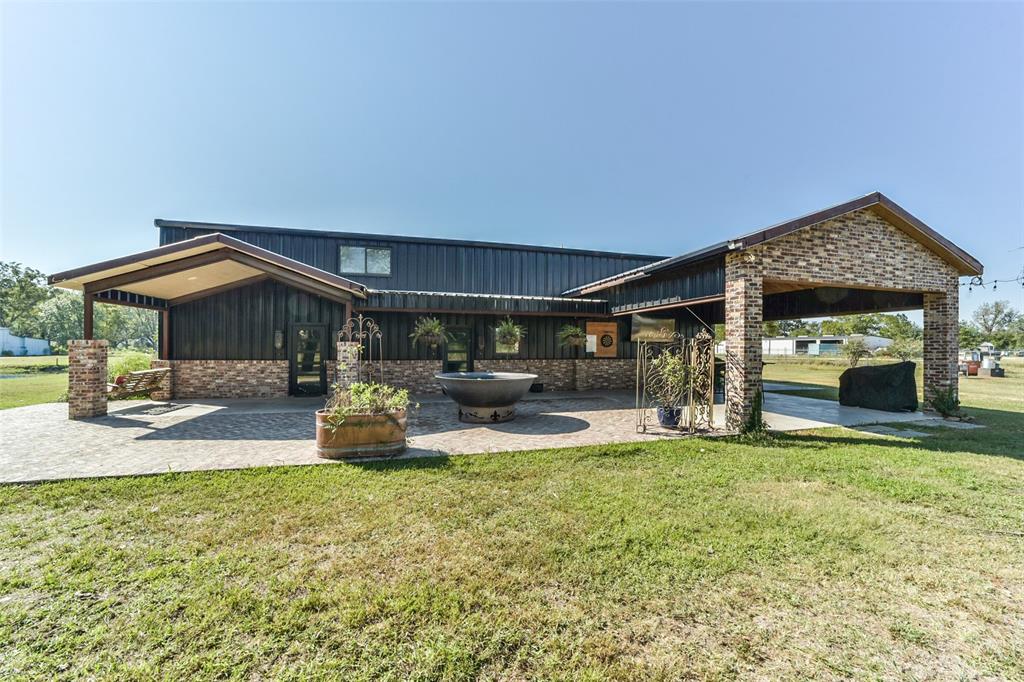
[337,313,384,384]
[635,327,715,433]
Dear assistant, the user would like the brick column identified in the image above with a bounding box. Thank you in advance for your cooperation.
[336,341,360,389]
[149,359,173,401]
[724,252,763,430]
[68,339,108,419]
[923,290,958,408]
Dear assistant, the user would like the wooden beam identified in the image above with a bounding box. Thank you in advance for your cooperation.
[160,309,170,360]
[83,250,230,294]
[225,252,353,305]
[84,295,94,340]
[167,274,269,306]
[94,293,168,311]
[354,305,613,318]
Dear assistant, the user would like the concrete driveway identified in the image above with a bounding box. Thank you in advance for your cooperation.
[0,391,936,484]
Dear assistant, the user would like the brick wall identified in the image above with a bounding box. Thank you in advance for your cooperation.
[68,339,108,419]
[476,359,577,391]
[381,360,443,394]
[575,359,635,391]
[753,209,959,294]
[722,207,962,428]
[167,360,289,399]
[923,292,958,407]
[724,252,763,429]
[149,358,173,401]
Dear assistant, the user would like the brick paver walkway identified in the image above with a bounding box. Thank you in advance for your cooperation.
[0,391,932,483]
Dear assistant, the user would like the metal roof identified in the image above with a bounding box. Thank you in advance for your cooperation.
[155,219,666,261]
[562,192,984,296]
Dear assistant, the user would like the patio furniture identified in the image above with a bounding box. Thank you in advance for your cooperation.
[107,368,171,399]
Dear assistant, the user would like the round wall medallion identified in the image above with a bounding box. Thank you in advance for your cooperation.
[600,334,614,348]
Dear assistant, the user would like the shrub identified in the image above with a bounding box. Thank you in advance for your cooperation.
[841,338,871,367]
[884,338,923,361]
[741,388,769,434]
[107,351,154,382]
[928,386,962,418]
[322,382,410,430]
[649,351,691,406]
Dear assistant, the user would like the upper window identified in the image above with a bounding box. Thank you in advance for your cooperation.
[339,246,391,275]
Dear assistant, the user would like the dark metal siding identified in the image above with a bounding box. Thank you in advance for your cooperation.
[605,257,725,313]
[170,279,348,360]
[159,226,661,297]
[371,312,638,361]
[361,291,608,316]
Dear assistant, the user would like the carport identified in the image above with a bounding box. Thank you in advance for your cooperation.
[563,193,983,428]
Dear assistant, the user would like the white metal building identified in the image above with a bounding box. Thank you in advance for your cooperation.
[0,327,51,356]
[762,335,892,357]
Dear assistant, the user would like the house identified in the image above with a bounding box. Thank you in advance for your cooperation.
[762,335,892,357]
[49,192,982,428]
[0,327,51,356]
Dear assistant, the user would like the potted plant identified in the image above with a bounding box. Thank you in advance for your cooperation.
[495,317,526,351]
[315,382,411,458]
[558,324,587,349]
[650,351,691,427]
[409,316,450,350]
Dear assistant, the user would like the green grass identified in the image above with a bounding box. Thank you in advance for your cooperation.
[1,364,1022,678]
[0,352,156,410]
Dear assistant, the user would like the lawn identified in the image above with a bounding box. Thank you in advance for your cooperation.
[0,356,69,410]
[1,363,1022,679]
[0,352,154,410]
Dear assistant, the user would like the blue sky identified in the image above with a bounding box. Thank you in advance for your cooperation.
[2,1,1021,320]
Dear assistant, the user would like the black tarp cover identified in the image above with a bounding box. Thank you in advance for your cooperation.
[838,361,918,412]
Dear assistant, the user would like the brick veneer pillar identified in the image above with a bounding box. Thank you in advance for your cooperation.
[724,252,763,430]
[923,290,958,408]
[68,339,108,419]
[336,341,360,388]
[149,358,173,401]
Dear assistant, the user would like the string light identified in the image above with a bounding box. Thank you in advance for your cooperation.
[961,266,1024,292]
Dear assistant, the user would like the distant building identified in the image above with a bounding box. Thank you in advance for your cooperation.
[762,334,892,357]
[0,327,51,356]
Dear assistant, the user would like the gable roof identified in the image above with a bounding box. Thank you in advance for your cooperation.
[562,192,983,296]
[48,232,367,305]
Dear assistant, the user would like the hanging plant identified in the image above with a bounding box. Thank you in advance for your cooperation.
[558,324,587,348]
[409,316,450,349]
[495,317,526,349]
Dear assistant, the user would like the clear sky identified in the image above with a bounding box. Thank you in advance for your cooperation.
[2,1,1021,320]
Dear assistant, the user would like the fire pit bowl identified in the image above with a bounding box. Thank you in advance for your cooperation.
[435,371,538,423]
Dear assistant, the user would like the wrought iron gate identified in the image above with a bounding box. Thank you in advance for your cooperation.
[635,328,715,433]
[337,313,384,384]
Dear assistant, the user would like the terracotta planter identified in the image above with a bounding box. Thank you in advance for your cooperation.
[315,409,407,459]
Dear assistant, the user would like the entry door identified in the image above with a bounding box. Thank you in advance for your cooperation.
[444,328,473,373]
[289,324,328,396]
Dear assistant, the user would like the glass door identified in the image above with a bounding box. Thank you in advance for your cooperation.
[289,324,327,395]
[444,328,473,373]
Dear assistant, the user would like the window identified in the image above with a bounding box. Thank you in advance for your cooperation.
[339,246,391,275]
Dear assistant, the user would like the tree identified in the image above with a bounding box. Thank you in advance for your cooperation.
[884,338,922,361]
[877,313,921,340]
[841,337,870,367]
[958,322,983,350]
[35,290,84,352]
[0,262,51,336]
[821,314,883,336]
[972,301,1018,336]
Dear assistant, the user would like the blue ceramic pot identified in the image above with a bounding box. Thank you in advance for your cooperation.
[657,406,682,427]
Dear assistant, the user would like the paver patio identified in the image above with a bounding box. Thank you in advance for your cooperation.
[0,390,938,484]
